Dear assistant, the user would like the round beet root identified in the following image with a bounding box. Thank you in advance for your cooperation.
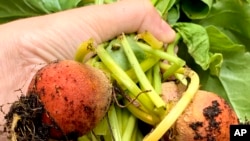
[28,60,112,139]
[172,91,238,141]
[161,83,239,141]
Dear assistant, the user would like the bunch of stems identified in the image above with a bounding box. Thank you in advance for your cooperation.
[75,31,199,140]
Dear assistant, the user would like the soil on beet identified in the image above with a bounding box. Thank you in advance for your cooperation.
[4,93,50,141]
[188,100,222,141]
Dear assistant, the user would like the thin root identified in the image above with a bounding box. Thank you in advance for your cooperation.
[112,84,151,108]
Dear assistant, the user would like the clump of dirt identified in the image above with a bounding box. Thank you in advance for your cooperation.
[188,121,203,140]
[203,100,222,141]
[188,100,222,141]
[4,93,50,141]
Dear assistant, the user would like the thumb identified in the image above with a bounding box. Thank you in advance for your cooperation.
[35,0,176,46]
[1,0,176,60]
[72,0,176,44]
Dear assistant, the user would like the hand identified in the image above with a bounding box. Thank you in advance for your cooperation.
[0,0,175,136]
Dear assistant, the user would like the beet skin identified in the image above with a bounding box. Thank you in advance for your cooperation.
[28,60,112,139]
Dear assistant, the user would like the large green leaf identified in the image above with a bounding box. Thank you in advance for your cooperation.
[220,51,250,122]
[106,36,147,71]
[154,0,177,19]
[181,0,213,19]
[0,0,46,19]
[206,25,245,53]
[39,0,81,11]
[196,0,250,50]
[173,22,223,76]
[179,0,250,123]
[173,22,211,70]
[167,3,180,24]
[0,0,81,23]
[200,51,250,122]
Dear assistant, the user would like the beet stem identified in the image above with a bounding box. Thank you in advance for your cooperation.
[143,69,200,141]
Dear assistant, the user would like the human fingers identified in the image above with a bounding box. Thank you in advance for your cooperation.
[0,0,176,97]
[70,0,176,44]
[0,0,175,62]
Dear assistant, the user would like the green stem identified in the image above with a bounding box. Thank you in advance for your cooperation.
[95,0,104,4]
[121,34,166,109]
[124,100,160,126]
[137,42,185,80]
[96,44,155,112]
[162,33,184,80]
[146,68,153,84]
[174,73,188,86]
[77,135,92,141]
[137,42,185,66]
[163,63,182,80]
[136,131,144,141]
[166,33,181,56]
[131,123,139,141]
[143,69,200,141]
[126,57,160,82]
[107,104,122,141]
[160,62,183,74]
[136,31,163,49]
[151,0,158,5]
[121,115,137,141]
[116,106,123,135]
[121,108,130,135]
[153,62,162,94]
[160,62,188,84]
[104,0,115,3]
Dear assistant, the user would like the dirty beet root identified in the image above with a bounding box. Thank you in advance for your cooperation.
[170,90,239,141]
[4,94,50,141]
[4,60,113,141]
[188,100,222,141]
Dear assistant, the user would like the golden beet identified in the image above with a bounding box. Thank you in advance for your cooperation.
[162,83,239,141]
[28,60,112,139]
[174,91,239,141]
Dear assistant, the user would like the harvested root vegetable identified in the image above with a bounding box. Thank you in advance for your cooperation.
[162,82,239,141]
[30,60,113,139]
[5,60,112,140]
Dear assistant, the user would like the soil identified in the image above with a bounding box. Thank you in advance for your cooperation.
[4,93,50,141]
[188,100,222,141]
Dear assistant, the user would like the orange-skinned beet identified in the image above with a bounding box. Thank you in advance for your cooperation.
[161,82,239,141]
[28,60,112,139]
[174,90,239,141]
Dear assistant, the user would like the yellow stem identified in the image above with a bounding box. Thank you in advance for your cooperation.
[143,69,200,141]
